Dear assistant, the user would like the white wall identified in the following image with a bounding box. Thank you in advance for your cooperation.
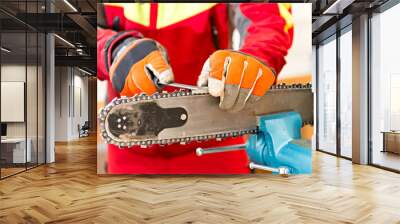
[1,65,26,140]
[1,65,35,137]
[279,3,312,80]
[1,63,46,164]
[55,66,69,141]
[71,72,89,138]
[54,67,89,141]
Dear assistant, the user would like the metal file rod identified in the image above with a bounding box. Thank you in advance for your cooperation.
[249,162,289,175]
[161,82,206,91]
[196,144,246,156]
[196,146,291,175]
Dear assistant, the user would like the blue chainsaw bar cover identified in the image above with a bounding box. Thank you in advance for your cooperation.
[246,111,312,174]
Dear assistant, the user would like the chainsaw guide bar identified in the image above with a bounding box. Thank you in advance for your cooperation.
[99,83,313,148]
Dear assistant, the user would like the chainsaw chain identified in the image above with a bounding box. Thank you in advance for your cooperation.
[98,83,312,148]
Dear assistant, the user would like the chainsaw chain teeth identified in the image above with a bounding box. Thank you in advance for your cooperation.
[270,83,312,90]
[98,84,311,148]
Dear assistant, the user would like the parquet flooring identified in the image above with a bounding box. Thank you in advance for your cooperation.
[1,167,26,178]
[1,135,400,223]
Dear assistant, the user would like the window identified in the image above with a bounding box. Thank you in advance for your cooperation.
[0,0,47,179]
[317,36,337,154]
[339,28,352,158]
[370,3,400,171]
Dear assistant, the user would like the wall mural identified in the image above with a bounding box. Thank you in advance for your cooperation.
[96,3,313,175]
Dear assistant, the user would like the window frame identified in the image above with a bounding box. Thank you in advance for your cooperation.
[315,24,353,160]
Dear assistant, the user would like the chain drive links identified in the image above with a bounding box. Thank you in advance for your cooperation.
[98,83,312,148]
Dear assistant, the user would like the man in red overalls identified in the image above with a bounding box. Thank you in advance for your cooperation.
[97,3,294,174]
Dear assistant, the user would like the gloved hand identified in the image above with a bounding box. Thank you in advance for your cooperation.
[109,37,174,96]
[197,50,276,112]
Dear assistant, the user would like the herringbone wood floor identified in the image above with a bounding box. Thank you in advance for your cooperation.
[1,136,400,224]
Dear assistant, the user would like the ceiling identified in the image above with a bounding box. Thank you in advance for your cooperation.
[0,0,96,75]
[310,0,391,43]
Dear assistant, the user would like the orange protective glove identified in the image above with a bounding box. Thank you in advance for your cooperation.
[197,50,276,112]
[109,38,174,96]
